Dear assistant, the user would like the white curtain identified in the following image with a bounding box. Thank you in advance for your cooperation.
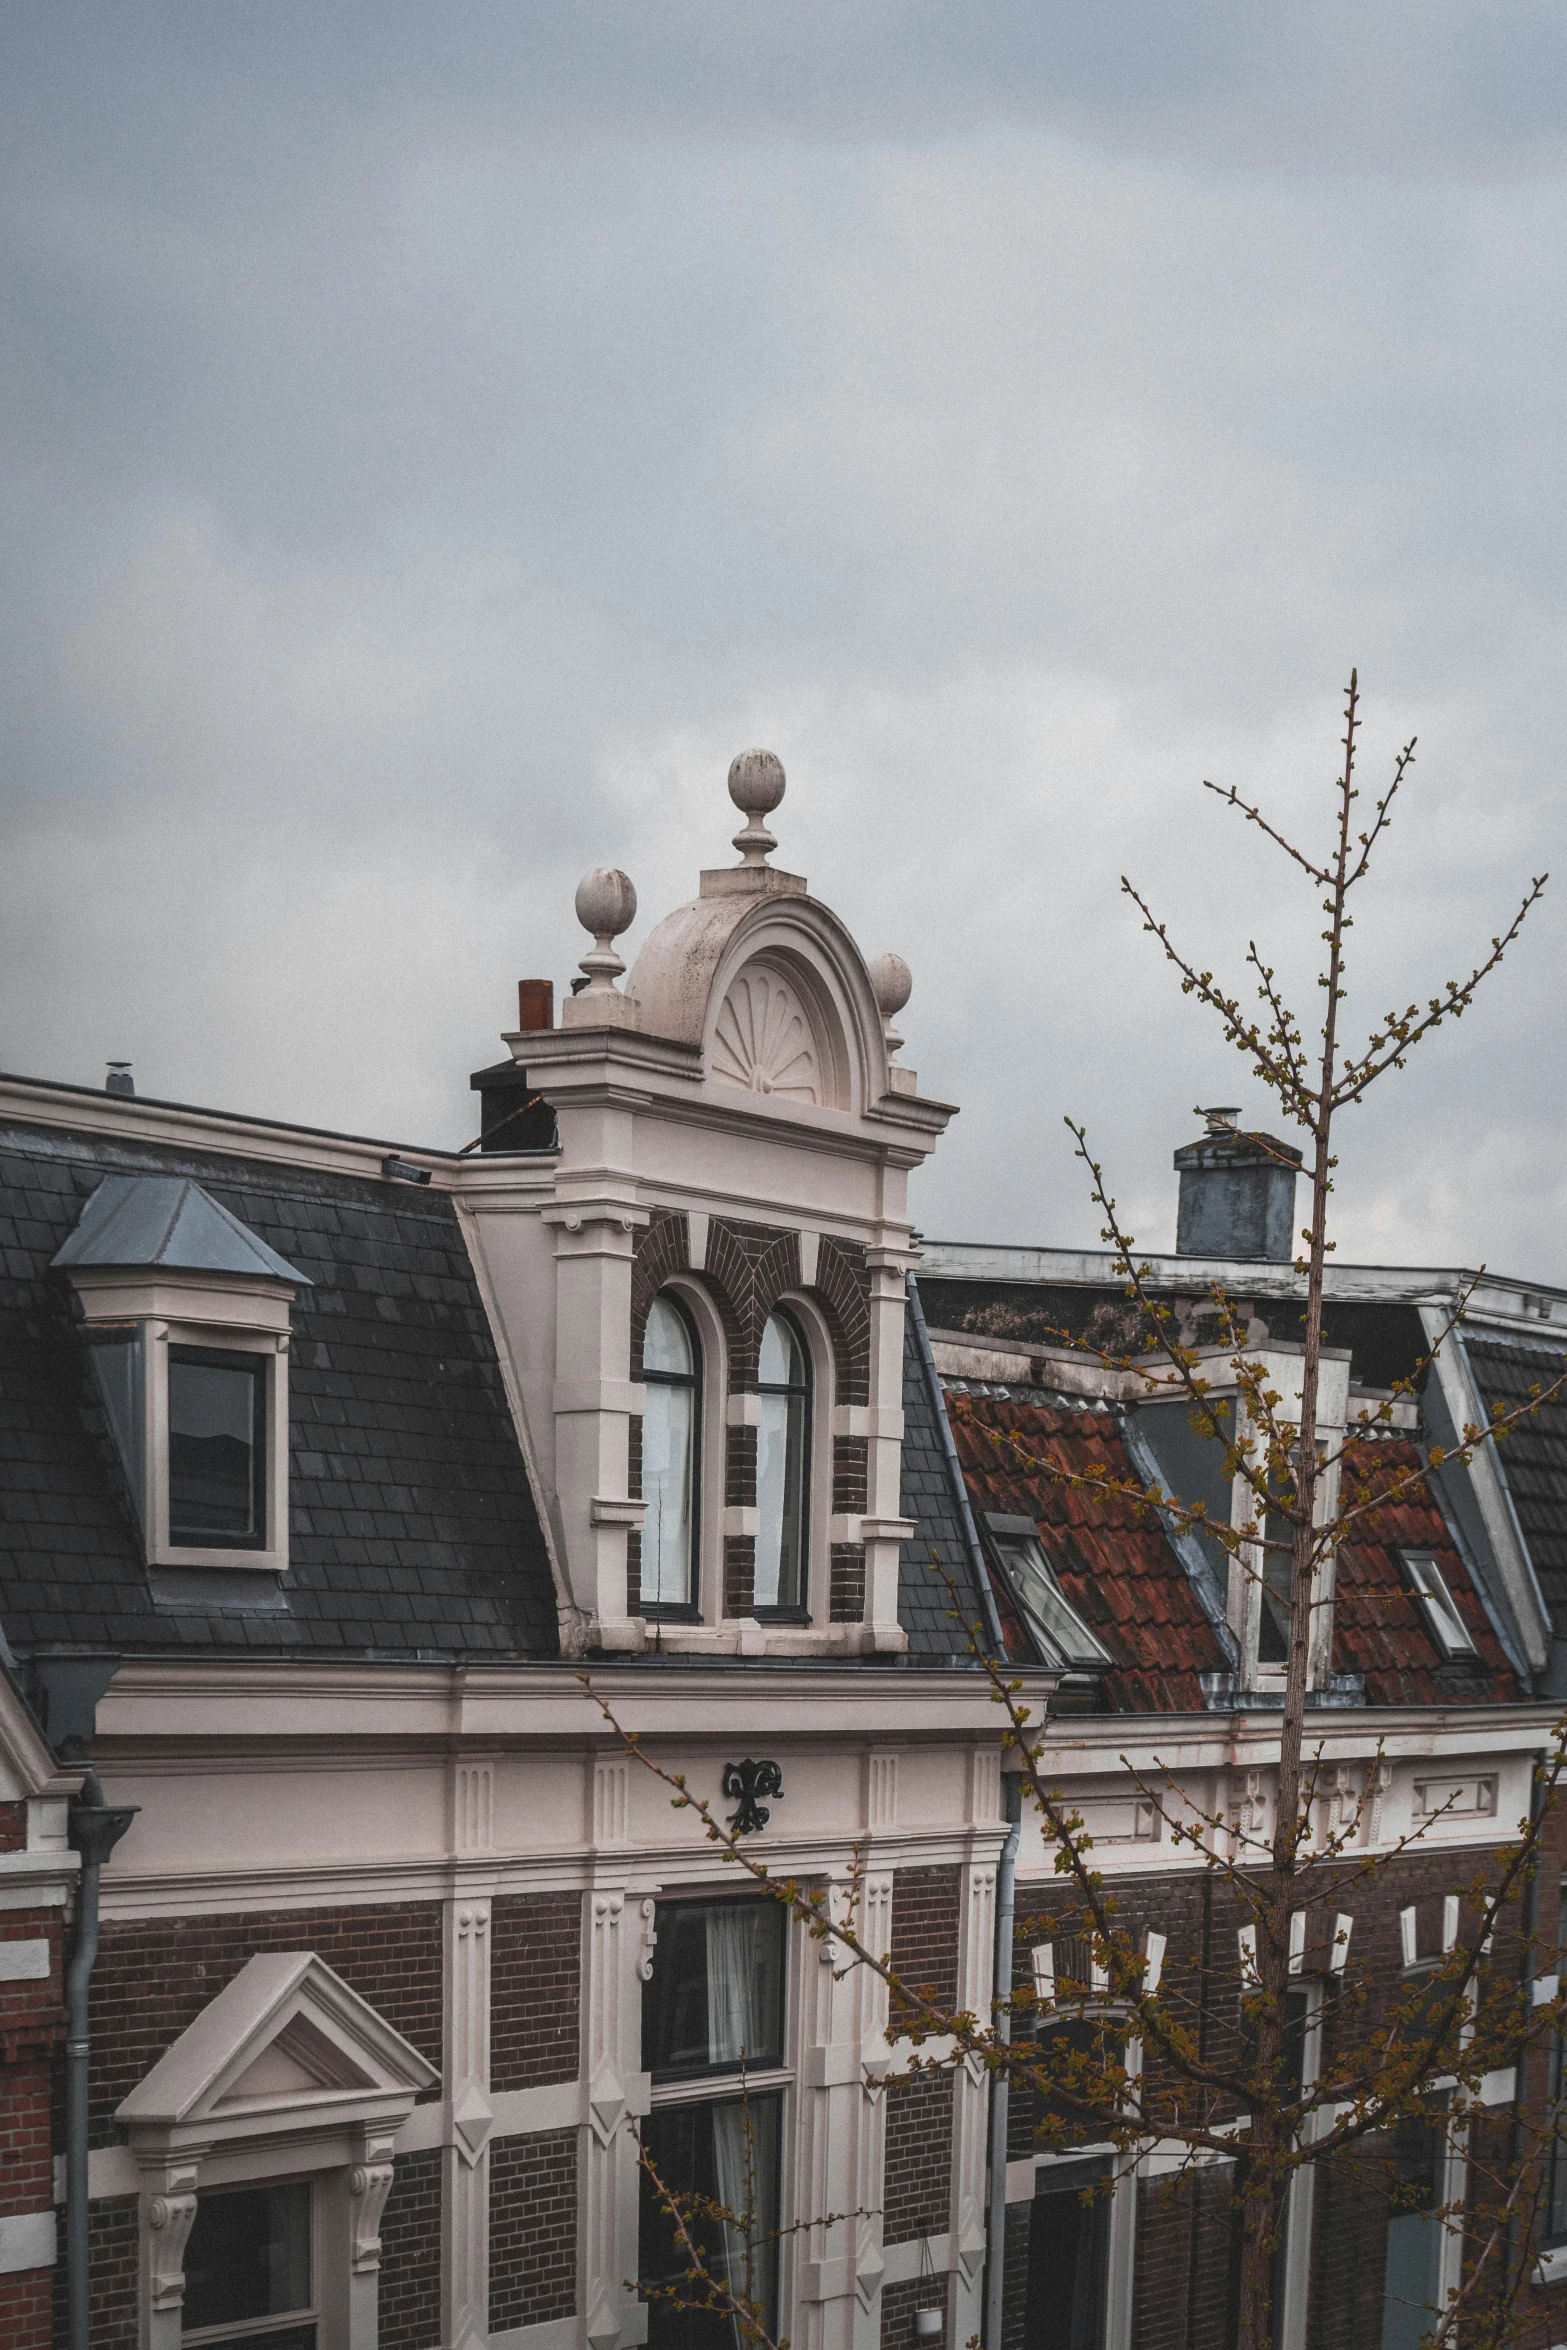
[705,1906,767,2065]
[709,2098,777,2350]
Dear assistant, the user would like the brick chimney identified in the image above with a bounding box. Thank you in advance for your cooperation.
[1173,1108,1303,1263]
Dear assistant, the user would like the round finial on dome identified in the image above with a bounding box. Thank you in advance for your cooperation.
[573,866,637,993]
[867,951,912,1055]
[727,748,785,866]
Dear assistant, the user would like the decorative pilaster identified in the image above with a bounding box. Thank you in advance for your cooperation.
[545,1196,651,1649]
[950,1864,997,2344]
[583,1886,652,2348]
[862,1244,916,1652]
[792,1871,894,2350]
[442,1897,494,2350]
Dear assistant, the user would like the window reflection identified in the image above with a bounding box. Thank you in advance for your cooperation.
[642,1297,699,1610]
[168,1348,265,1546]
[182,2181,313,2346]
[755,1314,808,1613]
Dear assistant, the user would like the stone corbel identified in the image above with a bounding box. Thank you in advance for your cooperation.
[349,2131,399,2271]
[145,2168,201,2315]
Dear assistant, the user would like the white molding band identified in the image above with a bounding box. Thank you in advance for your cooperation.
[0,2209,57,2274]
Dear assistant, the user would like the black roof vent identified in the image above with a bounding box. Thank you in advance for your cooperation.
[1173,1108,1303,1263]
[105,1062,134,1097]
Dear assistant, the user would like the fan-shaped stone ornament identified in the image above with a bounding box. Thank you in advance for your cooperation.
[711,966,821,1102]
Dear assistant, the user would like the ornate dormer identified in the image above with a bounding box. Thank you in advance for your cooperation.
[457,753,955,1658]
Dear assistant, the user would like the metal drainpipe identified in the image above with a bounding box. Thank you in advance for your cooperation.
[65,1770,137,2350]
[984,1770,1024,2350]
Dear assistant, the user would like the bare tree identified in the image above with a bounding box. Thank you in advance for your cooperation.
[599,678,1567,2350]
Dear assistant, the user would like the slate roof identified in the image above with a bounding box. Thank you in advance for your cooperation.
[0,1117,560,1673]
[1463,1336,1567,1628]
[1331,1434,1519,1706]
[945,1388,1228,1711]
[896,1282,995,1662]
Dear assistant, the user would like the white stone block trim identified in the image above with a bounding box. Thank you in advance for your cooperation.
[0,2208,57,2274]
[0,1936,50,1979]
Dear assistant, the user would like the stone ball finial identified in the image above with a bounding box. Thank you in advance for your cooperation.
[574,866,637,993]
[728,748,785,866]
[867,951,912,1054]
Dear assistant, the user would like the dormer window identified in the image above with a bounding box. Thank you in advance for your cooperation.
[982,1514,1112,1670]
[168,1346,268,1547]
[53,1174,307,1576]
[1400,1548,1477,1660]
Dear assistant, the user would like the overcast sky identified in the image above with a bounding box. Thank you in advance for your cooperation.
[4,3,1565,1273]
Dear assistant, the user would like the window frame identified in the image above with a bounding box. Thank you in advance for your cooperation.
[753,1309,812,1622]
[84,1311,290,1574]
[639,1292,704,1621]
[179,2176,318,2348]
[981,1514,1112,1671]
[1399,1548,1478,1662]
[639,1895,793,2349]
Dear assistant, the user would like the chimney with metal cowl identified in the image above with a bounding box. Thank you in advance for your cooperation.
[1174,1106,1303,1263]
[105,1063,134,1097]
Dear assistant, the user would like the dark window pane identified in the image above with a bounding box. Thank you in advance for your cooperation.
[169,1349,264,1544]
[1025,2157,1110,2350]
[182,2182,311,2333]
[644,1902,785,2079]
[89,1334,145,1516]
[640,2093,780,2350]
[1379,2118,1443,2350]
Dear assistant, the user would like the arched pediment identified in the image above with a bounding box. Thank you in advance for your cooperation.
[625,888,881,1116]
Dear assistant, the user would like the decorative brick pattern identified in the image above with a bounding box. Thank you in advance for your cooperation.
[889,1866,962,2018]
[89,1902,444,2144]
[724,1534,756,1617]
[879,2271,949,2347]
[704,1220,802,1389]
[882,2070,954,2245]
[814,1235,871,1406]
[50,2195,137,2350]
[491,1892,582,2092]
[378,2147,444,2350]
[726,1423,758,1508]
[489,2128,579,2330]
[630,1211,691,1374]
[829,1543,866,1621]
[832,1434,868,1513]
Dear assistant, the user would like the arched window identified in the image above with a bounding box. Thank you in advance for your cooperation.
[755,1311,810,1613]
[641,1296,700,1610]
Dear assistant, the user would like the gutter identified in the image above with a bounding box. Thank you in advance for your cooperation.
[984,1770,1024,2350]
[906,1274,1009,1660]
[65,1771,137,2350]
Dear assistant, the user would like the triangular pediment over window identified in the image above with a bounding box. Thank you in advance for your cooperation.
[117,1951,437,2151]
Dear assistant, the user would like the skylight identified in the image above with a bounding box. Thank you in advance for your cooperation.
[984,1518,1113,1670]
[1400,1549,1477,1660]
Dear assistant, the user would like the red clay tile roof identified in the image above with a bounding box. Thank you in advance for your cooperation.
[1333,1434,1521,1705]
[946,1393,1521,1712]
[945,1389,1228,1711]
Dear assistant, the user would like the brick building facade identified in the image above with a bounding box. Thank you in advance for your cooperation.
[3,763,1567,2350]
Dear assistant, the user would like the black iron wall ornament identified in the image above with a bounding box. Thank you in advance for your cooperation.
[723,1757,784,1835]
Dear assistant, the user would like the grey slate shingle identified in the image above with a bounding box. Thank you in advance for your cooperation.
[0,1119,559,1665]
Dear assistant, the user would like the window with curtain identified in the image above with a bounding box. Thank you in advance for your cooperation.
[642,1296,700,1612]
[754,1312,809,1614]
[640,1899,788,2350]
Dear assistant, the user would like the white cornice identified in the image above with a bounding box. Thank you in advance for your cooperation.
[92,1657,1054,1743]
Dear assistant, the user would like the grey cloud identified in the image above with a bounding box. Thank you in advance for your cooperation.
[2,5,1564,1282]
